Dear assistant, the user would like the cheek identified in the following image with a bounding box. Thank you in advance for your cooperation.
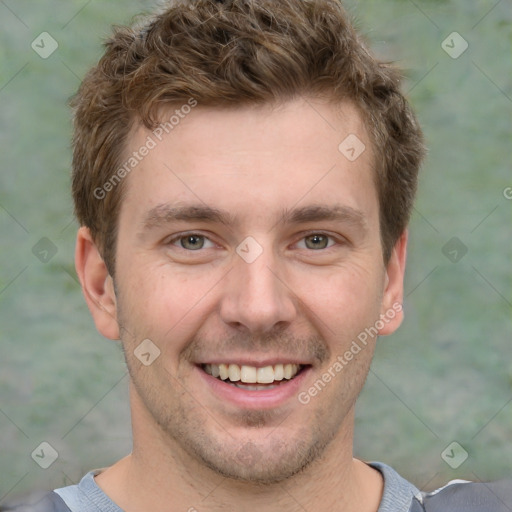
[116,261,218,346]
[294,261,383,331]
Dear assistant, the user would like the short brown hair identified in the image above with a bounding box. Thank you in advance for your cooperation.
[71,0,425,275]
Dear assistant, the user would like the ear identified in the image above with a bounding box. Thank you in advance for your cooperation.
[378,230,408,336]
[75,226,119,340]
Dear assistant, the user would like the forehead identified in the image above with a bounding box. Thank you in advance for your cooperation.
[119,98,378,230]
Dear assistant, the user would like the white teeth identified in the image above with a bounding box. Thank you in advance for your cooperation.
[203,363,301,384]
[240,365,257,383]
[256,366,275,383]
[273,364,284,381]
[219,363,229,380]
[228,364,241,382]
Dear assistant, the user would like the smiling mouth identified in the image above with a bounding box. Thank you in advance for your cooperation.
[201,363,307,390]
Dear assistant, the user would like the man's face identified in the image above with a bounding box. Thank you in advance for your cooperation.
[106,98,404,482]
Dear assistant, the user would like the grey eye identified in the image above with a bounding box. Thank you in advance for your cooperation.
[179,235,206,250]
[304,234,330,250]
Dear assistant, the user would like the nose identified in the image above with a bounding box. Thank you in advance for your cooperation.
[219,246,297,335]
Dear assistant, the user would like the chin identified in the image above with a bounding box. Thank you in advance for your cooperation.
[167,414,338,485]
[193,436,327,485]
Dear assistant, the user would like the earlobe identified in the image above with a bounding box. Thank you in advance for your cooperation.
[378,230,408,336]
[75,226,120,340]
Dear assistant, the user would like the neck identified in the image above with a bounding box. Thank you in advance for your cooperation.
[95,392,383,512]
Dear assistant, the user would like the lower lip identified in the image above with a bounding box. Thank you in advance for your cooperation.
[196,365,311,410]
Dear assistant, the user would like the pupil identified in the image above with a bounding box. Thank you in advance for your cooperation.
[307,235,327,249]
[183,235,203,249]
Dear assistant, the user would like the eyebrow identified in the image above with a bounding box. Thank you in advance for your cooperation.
[140,203,367,234]
[141,204,237,231]
[280,204,367,230]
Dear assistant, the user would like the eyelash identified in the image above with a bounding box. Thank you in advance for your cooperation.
[166,231,342,252]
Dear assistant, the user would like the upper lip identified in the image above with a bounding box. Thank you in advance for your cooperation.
[196,358,311,367]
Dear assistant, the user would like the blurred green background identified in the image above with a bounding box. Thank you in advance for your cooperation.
[1,0,511,501]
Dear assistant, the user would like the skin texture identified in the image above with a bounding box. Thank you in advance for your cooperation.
[75,98,408,512]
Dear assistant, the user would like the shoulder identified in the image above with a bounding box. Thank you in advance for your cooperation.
[417,479,512,511]
[0,491,70,512]
[369,461,512,512]
[0,470,109,512]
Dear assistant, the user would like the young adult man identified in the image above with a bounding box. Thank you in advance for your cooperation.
[6,0,511,510]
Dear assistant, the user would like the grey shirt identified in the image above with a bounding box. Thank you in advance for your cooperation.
[54,462,423,512]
